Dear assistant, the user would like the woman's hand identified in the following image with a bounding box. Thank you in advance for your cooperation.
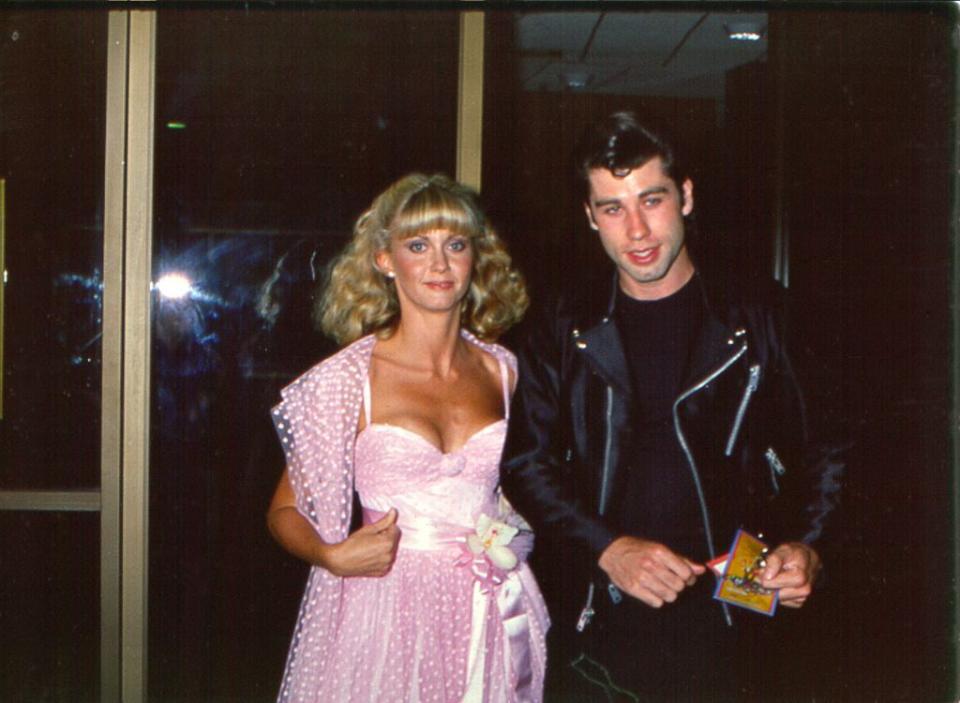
[267,470,400,578]
[324,508,401,578]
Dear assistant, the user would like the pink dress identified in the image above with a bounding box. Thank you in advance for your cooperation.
[273,334,548,703]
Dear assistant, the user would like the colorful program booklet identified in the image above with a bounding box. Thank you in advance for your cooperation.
[712,529,778,616]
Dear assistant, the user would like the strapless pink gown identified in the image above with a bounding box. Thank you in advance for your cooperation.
[302,365,549,702]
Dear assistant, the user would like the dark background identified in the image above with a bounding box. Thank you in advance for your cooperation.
[0,5,956,701]
[483,8,956,702]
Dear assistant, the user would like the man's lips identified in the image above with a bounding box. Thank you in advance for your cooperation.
[627,246,659,266]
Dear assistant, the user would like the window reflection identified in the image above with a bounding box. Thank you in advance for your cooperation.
[0,10,106,490]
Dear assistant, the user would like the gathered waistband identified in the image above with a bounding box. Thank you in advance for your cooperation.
[363,508,471,552]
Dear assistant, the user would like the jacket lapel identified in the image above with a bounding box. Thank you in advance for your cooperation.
[682,315,745,392]
[575,319,632,398]
[569,271,632,397]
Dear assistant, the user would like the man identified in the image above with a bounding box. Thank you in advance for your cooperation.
[501,111,842,700]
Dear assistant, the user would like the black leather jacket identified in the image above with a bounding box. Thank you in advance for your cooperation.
[501,269,843,630]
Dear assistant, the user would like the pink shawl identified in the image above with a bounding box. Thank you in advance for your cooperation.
[271,332,545,702]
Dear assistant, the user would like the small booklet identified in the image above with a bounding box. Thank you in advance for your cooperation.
[711,529,778,616]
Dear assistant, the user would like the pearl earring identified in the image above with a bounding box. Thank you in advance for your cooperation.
[385,271,396,279]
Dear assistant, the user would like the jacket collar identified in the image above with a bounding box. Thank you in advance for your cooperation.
[575,315,631,396]
[570,267,746,394]
[683,314,747,391]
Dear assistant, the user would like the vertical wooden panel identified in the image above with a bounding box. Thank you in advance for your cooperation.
[101,9,128,702]
[121,9,156,703]
[457,12,484,190]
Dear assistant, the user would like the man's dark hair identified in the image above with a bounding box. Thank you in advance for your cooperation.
[574,111,688,197]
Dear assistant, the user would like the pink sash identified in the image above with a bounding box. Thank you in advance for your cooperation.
[363,508,536,701]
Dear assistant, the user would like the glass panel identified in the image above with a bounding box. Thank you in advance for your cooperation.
[149,9,459,700]
[0,9,106,490]
[0,511,100,701]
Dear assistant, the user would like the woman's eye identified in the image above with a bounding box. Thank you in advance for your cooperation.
[448,239,468,252]
[407,240,426,253]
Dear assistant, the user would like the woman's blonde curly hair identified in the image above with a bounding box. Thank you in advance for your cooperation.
[316,173,528,345]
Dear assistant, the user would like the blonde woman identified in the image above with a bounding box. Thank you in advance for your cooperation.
[268,173,548,702]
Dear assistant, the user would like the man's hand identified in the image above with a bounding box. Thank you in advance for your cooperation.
[759,541,821,608]
[598,536,706,608]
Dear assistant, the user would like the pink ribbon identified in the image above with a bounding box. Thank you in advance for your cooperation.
[363,508,536,700]
[455,545,508,594]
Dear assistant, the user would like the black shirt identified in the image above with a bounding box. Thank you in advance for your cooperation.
[612,273,708,560]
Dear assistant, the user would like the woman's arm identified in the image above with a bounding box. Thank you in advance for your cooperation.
[267,469,400,578]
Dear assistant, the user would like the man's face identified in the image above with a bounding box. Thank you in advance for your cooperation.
[584,157,695,301]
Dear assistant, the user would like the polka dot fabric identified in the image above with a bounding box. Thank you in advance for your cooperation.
[272,333,548,702]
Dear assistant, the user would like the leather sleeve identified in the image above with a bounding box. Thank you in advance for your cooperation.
[500,310,618,559]
[758,300,845,549]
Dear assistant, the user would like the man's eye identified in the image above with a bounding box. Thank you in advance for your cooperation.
[644,197,663,207]
[603,206,621,215]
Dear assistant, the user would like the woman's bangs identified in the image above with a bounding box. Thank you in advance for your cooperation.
[391,188,479,240]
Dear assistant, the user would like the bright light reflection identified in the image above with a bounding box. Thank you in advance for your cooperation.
[725,23,764,42]
[155,273,193,299]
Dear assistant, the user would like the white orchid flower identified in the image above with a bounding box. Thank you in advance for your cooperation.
[466,513,519,570]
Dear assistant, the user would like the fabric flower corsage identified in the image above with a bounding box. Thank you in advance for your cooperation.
[466,514,520,570]
[456,504,534,592]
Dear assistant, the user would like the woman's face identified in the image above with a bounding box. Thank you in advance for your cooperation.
[376,228,474,317]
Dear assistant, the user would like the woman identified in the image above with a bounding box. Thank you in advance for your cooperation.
[267,173,548,702]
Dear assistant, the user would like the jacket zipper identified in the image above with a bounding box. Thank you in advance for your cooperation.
[673,341,747,627]
[598,385,615,514]
[724,364,761,456]
[577,385,617,632]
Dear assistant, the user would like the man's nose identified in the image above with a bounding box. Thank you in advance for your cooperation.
[626,209,650,240]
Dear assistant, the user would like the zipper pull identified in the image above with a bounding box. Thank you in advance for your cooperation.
[576,582,596,632]
[765,447,787,475]
[765,447,787,494]
[576,605,595,632]
[607,583,623,604]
